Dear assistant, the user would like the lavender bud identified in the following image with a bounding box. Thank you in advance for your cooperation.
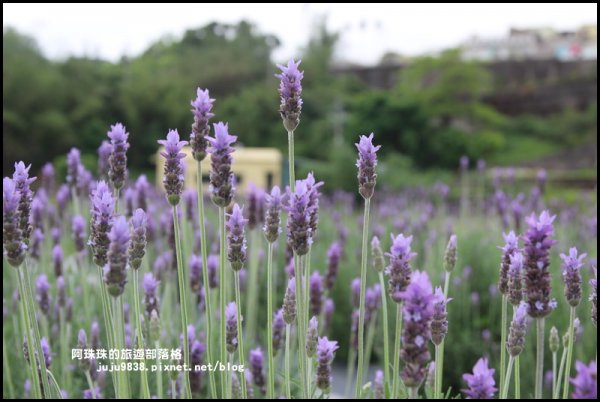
[158,130,187,206]
[72,215,86,253]
[124,188,135,217]
[3,177,26,267]
[190,88,215,161]
[560,247,586,307]
[189,254,202,293]
[431,287,452,345]
[135,175,150,212]
[323,298,334,333]
[355,133,380,199]
[30,228,43,260]
[371,236,385,273]
[282,277,297,325]
[462,357,497,399]
[104,216,130,297]
[128,208,147,270]
[305,173,323,236]
[89,181,115,267]
[190,340,206,393]
[78,329,91,371]
[41,336,52,368]
[316,337,338,394]
[36,274,51,315]
[65,298,73,322]
[245,183,265,231]
[549,326,560,353]
[225,302,238,353]
[249,347,266,395]
[272,309,285,352]
[306,316,319,358]
[56,184,70,217]
[207,254,219,289]
[57,276,66,308]
[143,272,160,317]
[325,242,342,290]
[309,271,323,317]
[41,162,55,194]
[508,251,524,306]
[244,371,255,399]
[12,162,36,244]
[276,59,303,132]
[263,186,282,243]
[67,148,81,188]
[523,211,557,318]
[107,123,129,190]
[570,360,597,399]
[51,226,61,246]
[226,204,247,271]
[97,140,112,178]
[286,180,313,256]
[499,231,519,295]
[443,234,457,273]
[207,122,236,207]
[52,244,63,277]
[507,302,529,356]
[386,233,416,303]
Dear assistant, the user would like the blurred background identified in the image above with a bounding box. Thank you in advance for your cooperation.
[3,4,597,192]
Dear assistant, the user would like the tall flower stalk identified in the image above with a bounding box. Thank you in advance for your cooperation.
[501,302,529,399]
[158,129,192,398]
[372,236,390,388]
[354,133,379,397]
[283,277,297,399]
[498,231,518,395]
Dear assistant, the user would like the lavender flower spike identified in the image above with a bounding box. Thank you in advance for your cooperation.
[316,336,339,394]
[285,180,313,256]
[282,277,296,324]
[355,133,380,199]
[3,177,26,267]
[272,309,285,352]
[53,244,63,277]
[507,301,529,356]
[104,216,130,297]
[97,140,112,177]
[508,251,525,306]
[143,272,160,316]
[263,186,282,243]
[399,271,436,389]
[207,122,236,207]
[431,287,452,345]
[66,148,81,188]
[36,274,51,315]
[89,181,115,267]
[386,233,417,303]
[12,162,36,244]
[128,208,147,270]
[246,183,265,231]
[443,234,457,272]
[499,231,519,295]
[249,347,266,395]
[371,236,385,273]
[158,129,187,206]
[225,302,238,353]
[570,360,597,399]
[325,241,342,290]
[306,316,319,357]
[309,271,324,317]
[226,203,247,271]
[523,211,557,318]
[190,88,215,161]
[72,215,86,253]
[276,59,303,132]
[107,123,130,190]
[462,357,497,399]
[560,247,587,307]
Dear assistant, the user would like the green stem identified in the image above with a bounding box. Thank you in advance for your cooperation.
[3,334,15,399]
[266,242,275,399]
[392,303,403,398]
[304,251,311,396]
[16,268,41,399]
[409,387,418,399]
[59,309,69,392]
[294,253,307,398]
[287,130,295,192]
[173,205,192,399]
[45,369,63,399]
[133,269,151,398]
[562,307,576,399]
[535,318,545,399]
[378,272,391,389]
[85,371,96,399]
[552,351,557,398]
[285,324,292,399]
[364,317,377,377]
[434,344,441,399]
[515,356,520,399]
[436,271,452,399]
[246,231,260,344]
[234,272,248,399]
[555,344,567,399]
[171,380,177,399]
[501,356,515,399]
[499,295,508,396]
[97,266,117,396]
[345,346,356,397]
[355,198,371,398]
[307,356,313,398]
[155,340,164,399]
[219,207,227,399]
[196,162,217,399]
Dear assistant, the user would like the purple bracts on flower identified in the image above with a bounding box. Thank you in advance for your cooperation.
[306,316,319,357]
[507,301,529,356]
[351,278,361,309]
[207,122,236,207]
[89,181,115,267]
[560,247,587,307]
[272,309,285,352]
[523,211,557,318]
[72,215,86,253]
[371,236,385,273]
[12,162,36,244]
[53,244,63,277]
[36,274,51,315]
[190,88,215,161]
[386,233,417,303]
[246,183,265,231]
[67,148,81,188]
[286,180,313,256]
[399,271,436,389]
[570,360,597,399]
[3,177,26,267]
[355,133,380,199]
[310,271,324,317]
[207,254,219,289]
[104,216,130,297]
[276,58,303,132]
[97,140,112,178]
[462,357,497,399]
[143,272,160,316]
[305,172,323,236]
[325,241,342,290]
[431,287,452,345]
[591,269,597,327]
[225,302,238,353]
[374,369,384,399]
[508,251,525,306]
[263,186,282,243]
[249,347,266,395]
[40,337,51,368]
[189,254,202,293]
[499,231,519,295]
[283,277,296,324]
[226,203,247,271]
[158,130,187,206]
[107,123,129,190]
[316,336,338,393]
[128,208,147,270]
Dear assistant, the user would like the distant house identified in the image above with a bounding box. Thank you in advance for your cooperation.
[156,147,283,194]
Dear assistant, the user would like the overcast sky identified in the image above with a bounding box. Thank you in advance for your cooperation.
[3,3,597,64]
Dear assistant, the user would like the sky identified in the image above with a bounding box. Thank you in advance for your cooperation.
[3,3,597,65]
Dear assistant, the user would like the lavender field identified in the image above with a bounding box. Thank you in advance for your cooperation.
[2,57,597,401]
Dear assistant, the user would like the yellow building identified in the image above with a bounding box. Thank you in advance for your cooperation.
[156,146,283,194]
